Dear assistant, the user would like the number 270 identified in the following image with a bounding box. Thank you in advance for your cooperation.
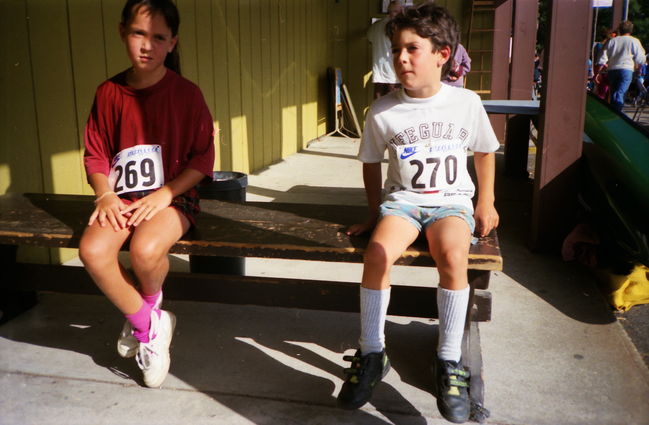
[410,155,458,189]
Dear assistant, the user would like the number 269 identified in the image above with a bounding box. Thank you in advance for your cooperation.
[114,159,156,192]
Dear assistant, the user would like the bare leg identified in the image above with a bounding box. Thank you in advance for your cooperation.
[129,207,190,296]
[79,224,141,314]
[425,216,472,290]
[361,215,420,290]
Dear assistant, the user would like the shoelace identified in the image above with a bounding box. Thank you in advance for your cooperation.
[136,343,159,370]
[136,313,161,370]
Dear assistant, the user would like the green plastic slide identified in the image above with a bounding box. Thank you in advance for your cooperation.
[582,94,649,266]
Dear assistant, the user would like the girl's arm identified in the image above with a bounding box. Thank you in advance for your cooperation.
[346,162,382,236]
[473,152,499,237]
[121,168,207,227]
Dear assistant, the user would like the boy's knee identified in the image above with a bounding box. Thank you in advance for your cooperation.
[435,247,468,270]
[364,241,393,270]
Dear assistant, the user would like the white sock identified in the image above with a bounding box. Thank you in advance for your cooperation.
[359,286,391,356]
[437,286,470,362]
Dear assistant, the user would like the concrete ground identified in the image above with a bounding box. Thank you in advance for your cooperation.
[2,137,649,425]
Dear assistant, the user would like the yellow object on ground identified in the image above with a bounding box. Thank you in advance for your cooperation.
[606,264,649,311]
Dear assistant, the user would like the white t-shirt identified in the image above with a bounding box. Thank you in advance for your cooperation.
[598,35,646,71]
[358,85,500,212]
[367,18,398,84]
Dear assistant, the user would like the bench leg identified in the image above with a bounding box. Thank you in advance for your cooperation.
[468,269,491,290]
[504,114,532,179]
[462,272,491,420]
[188,255,245,275]
[0,244,38,324]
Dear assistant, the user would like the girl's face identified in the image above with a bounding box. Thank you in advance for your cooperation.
[120,6,177,76]
[392,28,450,98]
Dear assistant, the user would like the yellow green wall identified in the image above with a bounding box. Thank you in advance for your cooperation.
[0,0,486,264]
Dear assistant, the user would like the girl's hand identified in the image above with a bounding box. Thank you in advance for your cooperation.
[122,187,174,227]
[345,217,377,236]
[474,202,499,238]
[89,192,128,231]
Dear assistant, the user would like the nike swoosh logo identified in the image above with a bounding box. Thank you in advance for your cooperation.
[400,151,416,159]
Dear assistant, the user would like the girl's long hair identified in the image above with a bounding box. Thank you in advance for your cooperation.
[121,0,181,74]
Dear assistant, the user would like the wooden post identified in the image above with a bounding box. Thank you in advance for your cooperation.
[612,0,624,31]
[489,0,513,142]
[530,0,592,251]
[509,0,538,101]
[503,0,538,178]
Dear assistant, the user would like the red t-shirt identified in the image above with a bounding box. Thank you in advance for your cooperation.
[84,69,215,190]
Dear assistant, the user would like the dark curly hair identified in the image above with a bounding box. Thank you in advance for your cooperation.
[385,2,459,79]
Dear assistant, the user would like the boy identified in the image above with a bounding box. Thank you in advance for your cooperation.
[337,3,499,423]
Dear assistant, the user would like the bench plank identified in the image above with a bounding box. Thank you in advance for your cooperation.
[0,193,502,270]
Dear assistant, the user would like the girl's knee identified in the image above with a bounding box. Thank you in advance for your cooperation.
[79,237,109,268]
[129,239,166,267]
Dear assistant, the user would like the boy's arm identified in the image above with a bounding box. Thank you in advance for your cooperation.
[346,162,382,235]
[473,152,499,237]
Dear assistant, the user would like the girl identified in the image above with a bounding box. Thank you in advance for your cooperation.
[79,0,215,388]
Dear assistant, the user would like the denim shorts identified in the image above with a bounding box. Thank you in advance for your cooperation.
[379,201,475,234]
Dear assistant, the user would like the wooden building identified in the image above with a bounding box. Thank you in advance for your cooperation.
[2,0,603,260]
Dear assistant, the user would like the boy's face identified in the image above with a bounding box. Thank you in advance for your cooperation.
[392,28,450,98]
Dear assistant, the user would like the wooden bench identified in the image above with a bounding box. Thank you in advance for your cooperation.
[0,192,502,407]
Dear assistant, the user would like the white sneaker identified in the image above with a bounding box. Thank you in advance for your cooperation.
[136,309,176,388]
[117,293,163,358]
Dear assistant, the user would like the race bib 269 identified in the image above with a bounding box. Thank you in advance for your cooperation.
[108,145,164,195]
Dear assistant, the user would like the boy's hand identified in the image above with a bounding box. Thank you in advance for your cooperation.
[474,202,499,237]
[122,187,173,227]
[345,217,377,236]
[89,192,128,231]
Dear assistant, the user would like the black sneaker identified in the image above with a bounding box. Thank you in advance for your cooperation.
[337,349,391,410]
[432,358,471,423]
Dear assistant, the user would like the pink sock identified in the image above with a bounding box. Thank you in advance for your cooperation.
[141,290,162,309]
[125,302,152,343]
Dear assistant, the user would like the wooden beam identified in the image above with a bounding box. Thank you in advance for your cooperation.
[4,263,493,321]
[531,0,592,251]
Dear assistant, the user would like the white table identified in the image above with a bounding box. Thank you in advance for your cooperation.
[482,100,540,115]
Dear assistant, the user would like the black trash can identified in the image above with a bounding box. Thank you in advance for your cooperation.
[189,171,247,275]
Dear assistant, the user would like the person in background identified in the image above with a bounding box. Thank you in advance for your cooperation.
[593,27,613,100]
[597,21,646,112]
[367,1,403,98]
[442,42,471,88]
[632,56,647,106]
[533,50,542,99]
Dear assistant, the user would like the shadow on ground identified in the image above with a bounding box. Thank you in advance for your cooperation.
[0,294,443,424]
